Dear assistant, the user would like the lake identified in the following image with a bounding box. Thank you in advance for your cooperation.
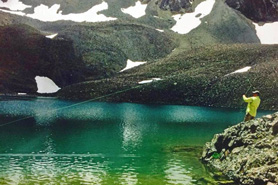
[0,97,274,184]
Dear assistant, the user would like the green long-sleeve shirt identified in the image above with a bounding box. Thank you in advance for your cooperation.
[243,95,261,117]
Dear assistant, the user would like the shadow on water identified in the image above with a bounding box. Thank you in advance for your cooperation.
[0,98,274,184]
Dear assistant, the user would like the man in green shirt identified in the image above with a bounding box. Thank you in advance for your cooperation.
[243,90,261,121]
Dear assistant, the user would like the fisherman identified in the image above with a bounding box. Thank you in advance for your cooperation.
[243,90,261,121]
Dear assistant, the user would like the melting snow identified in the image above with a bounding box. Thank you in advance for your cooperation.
[18,93,27,95]
[253,22,278,44]
[138,78,162,84]
[156,29,164,32]
[120,59,146,72]
[0,2,117,23]
[27,2,117,22]
[46,33,58,39]
[0,8,25,16]
[121,1,147,18]
[225,66,252,76]
[0,0,31,11]
[171,0,215,34]
[35,76,61,93]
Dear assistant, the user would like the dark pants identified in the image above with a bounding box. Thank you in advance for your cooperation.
[244,113,254,122]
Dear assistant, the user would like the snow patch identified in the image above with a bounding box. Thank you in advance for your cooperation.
[153,15,163,19]
[28,2,117,22]
[121,1,147,18]
[253,22,278,44]
[0,8,25,16]
[0,2,117,23]
[138,78,162,84]
[120,59,146,72]
[171,0,215,34]
[156,29,164,32]
[225,66,252,76]
[0,0,31,11]
[18,93,27,95]
[46,33,58,39]
[35,76,61,93]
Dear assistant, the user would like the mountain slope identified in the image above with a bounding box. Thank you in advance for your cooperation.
[57,22,177,79]
[0,0,277,103]
[0,24,85,93]
[58,44,278,110]
[176,0,260,50]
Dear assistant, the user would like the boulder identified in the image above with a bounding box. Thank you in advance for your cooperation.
[202,112,278,184]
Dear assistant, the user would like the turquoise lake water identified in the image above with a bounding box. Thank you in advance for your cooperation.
[0,98,274,184]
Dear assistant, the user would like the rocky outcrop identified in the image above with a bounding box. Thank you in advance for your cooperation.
[0,24,85,93]
[202,113,278,185]
[225,0,278,22]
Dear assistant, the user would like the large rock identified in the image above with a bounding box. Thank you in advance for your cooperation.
[202,112,278,185]
[225,0,278,22]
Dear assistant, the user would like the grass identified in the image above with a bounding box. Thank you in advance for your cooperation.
[58,44,278,110]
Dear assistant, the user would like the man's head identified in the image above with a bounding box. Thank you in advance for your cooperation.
[252,90,260,96]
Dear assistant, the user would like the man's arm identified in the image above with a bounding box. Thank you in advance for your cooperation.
[243,95,253,103]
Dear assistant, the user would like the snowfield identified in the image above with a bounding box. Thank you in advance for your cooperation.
[225,66,252,76]
[46,33,58,39]
[0,1,117,22]
[121,1,147,18]
[27,2,117,22]
[120,59,147,72]
[0,0,31,11]
[253,22,278,44]
[138,78,162,84]
[171,0,215,34]
[35,76,61,93]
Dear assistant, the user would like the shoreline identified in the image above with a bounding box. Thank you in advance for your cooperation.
[0,93,277,112]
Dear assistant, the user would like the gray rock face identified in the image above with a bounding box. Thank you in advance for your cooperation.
[225,0,278,22]
[202,113,278,185]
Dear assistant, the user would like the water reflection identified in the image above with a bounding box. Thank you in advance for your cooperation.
[0,155,109,184]
[165,157,193,185]
[118,162,138,185]
[120,104,144,152]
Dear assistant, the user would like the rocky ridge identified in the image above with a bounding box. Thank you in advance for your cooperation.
[202,113,278,185]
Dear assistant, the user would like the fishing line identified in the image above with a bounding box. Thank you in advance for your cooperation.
[0,84,142,127]
[0,68,254,127]
[0,71,181,128]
